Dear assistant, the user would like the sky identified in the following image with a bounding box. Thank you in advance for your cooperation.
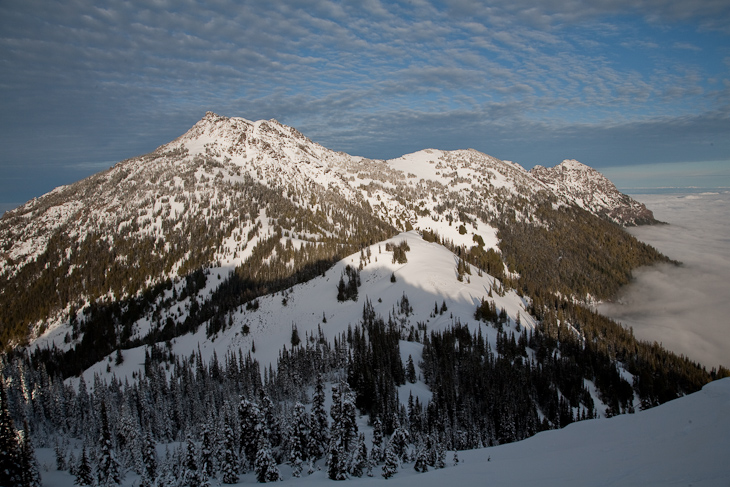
[599,191,730,370]
[1,0,729,210]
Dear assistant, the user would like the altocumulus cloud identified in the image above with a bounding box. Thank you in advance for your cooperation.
[0,0,729,206]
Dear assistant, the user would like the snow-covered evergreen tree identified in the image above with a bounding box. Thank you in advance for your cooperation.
[254,436,280,483]
[75,446,94,486]
[381,440,399,479]
[140,430,157,487]
[97,402,122,487]
[239,398,262,470]
[288,402,309,478]
[413,443,429,473]
[200,422,216,479]
[220,422,239,484]
[370,417,384,465]
[327,380,358,480]
[0,380,21,486]
[181,433,207,487]
[350,432,368,478]
[310,374,329,459]
[19,421,41,487]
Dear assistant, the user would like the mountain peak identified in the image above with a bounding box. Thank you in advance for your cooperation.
[529,160,657,226]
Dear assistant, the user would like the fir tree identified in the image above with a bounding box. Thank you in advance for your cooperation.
[370,417,384,464]
[19,421,41,487]
[288,402,309,478]
[140,431,158,487]
[55,440,67,471]
[0,380,21,487]
[200,422,216,479]
[75,447,94,486]
[254,436,280,483]
[310,374,329,459]
[239,398,262,470]
[350,432,368,478]
[181,433,206,487]
[381,440,399,479]
[406,355,417,383]
[97,402,122,487]
[413,444,429,473]
[221,422,239,484]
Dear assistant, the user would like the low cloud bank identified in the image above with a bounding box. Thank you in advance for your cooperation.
[599,192,730,370]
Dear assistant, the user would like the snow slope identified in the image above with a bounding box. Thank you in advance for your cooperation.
[37,377,730,486]
[72,232,537,399]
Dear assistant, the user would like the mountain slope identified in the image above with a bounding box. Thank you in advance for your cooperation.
[530,159,658,226]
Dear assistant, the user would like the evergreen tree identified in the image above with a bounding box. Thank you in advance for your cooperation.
[239,398,262,470]
[288,402,309,478]
[220,422,239,484]
[181,433,206,487]
[381,440,399,479]
[75,447,94,486]
[0,380,21,487]
[200,422,216,479]
[140,431,158,487]
[370,417,384,464]
[310,374,329,459]
[328,380,358,480]
[413,443,429,473]
[350,432,368,478]
[55,440,68,471]
[406,355,417,383]
[254,436,279,483]
[19,421,41,487]
[97,402,122,487]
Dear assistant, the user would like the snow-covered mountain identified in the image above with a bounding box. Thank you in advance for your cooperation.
[530,159,657,226]
[0,112,722,487]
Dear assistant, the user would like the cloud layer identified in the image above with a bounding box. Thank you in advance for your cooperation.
[0,0,729,204]
[599,192,730,370]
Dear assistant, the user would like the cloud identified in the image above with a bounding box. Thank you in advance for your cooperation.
[0,0,729,205]
[599,192,730,369]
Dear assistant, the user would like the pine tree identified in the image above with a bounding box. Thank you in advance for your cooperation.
[140,431,158,487]
[310,374,329,459]
[239,398,262,470]
[254,436,280,483]
[200,422,216,479]
[381,440,399,479]
[0,380,21,487]
[181,433,206,487]
[328,380,358,480]
[55,440,67,471]
[288,402,309,478]
[370,417,384,464]
[19,421,41,487]
[97,402,122,487]
[75,447,94,486]
[406,355,417,383]
[221,422,239,484]
[413,443,429,473]
[350,432,368,478]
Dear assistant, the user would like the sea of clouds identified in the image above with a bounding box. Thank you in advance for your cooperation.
[599,191,730,371]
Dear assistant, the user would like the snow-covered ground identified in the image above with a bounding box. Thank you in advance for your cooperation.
[69,231,536,396]
[599,191,730,370]
[36,378,730,486]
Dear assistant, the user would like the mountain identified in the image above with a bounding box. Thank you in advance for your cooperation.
[0,112,721,486]
[530,159,658,226]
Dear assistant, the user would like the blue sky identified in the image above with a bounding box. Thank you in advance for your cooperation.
[1,0,729,210]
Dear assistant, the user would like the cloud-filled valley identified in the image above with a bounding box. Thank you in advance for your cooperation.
[599,191,730,370]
